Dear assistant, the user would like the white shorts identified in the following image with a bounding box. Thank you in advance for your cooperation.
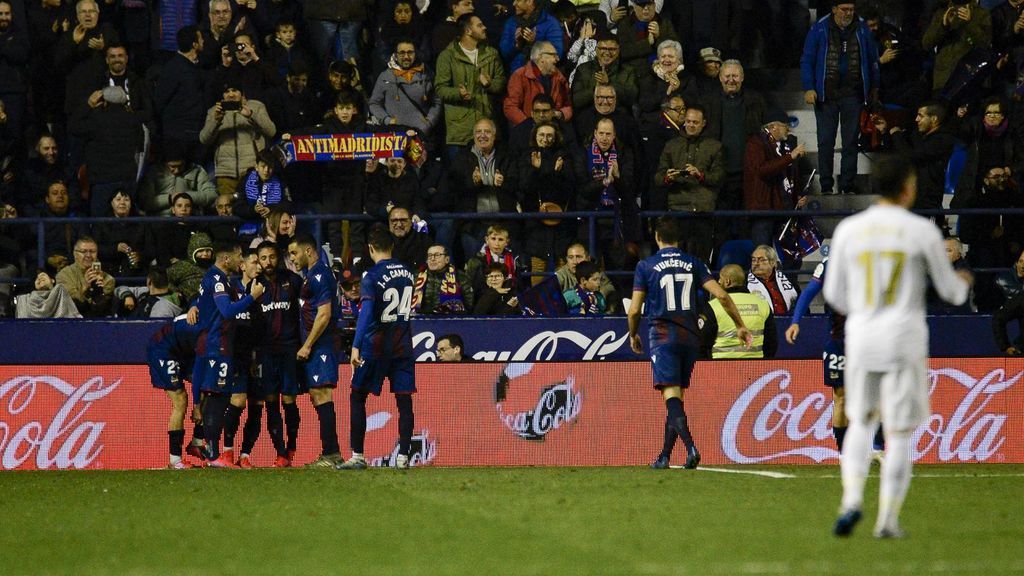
[843,361,930,432]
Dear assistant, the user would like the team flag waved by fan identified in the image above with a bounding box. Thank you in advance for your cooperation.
[278,131,426,167]
[776,216,824,262]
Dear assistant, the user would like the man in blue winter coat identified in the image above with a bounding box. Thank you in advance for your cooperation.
[800,1,879,196]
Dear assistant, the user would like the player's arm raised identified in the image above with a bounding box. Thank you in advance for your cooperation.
[704,279,753,348]
[627,290,645,354]
[298,301,331,361]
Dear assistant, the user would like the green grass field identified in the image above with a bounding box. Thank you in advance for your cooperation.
[2,465,1022,575]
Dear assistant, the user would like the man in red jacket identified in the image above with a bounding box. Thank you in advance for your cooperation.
[742,110,808,247]
[502,41,571,128]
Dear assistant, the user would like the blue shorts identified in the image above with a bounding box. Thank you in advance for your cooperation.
[352,355,416,396]
[822,339,845,389]
[193,355,242,394]
[256,352,303,397]
[650,343,699,389]
[302,349,339,389]
[148,349,186,392]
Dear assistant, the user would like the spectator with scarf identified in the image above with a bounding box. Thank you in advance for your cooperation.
[450,118,518,257]
[368,40,442,145]
[464,223,523,296]
[746,244,799,315]
[743,110,808,248]
[499,0,563,74]
[234,149,291,221]
[575,116,639,274]
[412,244,473,315]
[563,260,607,315]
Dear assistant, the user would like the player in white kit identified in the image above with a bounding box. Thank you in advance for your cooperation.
[823,154,972,539]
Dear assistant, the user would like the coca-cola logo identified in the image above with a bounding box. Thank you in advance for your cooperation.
[413,330,631,362]
[721,367,1021,464]
[369,430,437,468]
[495,363,582,441]
[914,368,1019,462]
[0,375,120,470]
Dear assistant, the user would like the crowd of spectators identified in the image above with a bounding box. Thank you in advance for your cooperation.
[0,0,1022,332]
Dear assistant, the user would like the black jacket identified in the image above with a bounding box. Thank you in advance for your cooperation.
[153,52,206,143]
[365,170,427,220]
[993,292,1024,352]
[71,104,146,185]
[449,146,519,214]
[892,126,958,210]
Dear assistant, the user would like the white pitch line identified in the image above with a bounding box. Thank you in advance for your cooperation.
[666,466,796,478]
[806,472,1024,479]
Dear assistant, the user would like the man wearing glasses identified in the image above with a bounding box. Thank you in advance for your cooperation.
[413,245,473,315]
[571,34,638,112]
[746,244,799,315]
[368,41,442,144]
[387,205,431,271]
[503,41,571,128]
[55,236,115,317]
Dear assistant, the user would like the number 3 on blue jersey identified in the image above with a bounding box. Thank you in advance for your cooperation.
[659,273,693,311]
[381,286,413,322]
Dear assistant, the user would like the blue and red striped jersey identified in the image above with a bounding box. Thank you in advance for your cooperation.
[633,247,712,348]
[354,259,414,359]
[298,256,339,353]
[257,270,303,353]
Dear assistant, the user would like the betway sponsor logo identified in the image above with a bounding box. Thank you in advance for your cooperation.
[0,375,120,470]
[413,330,630,362]
[721,368,1019,464]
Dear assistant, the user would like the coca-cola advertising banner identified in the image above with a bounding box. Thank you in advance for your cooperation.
[2,359,1021,470]
[0,316,1007,364]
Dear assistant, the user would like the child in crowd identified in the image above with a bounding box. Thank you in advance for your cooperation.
[465,223,522,296]
[563,260,607,315]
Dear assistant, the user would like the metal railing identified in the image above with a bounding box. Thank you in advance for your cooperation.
[2,206,1021,285]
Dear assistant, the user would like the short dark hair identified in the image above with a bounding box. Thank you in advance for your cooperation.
[255,149,278,169]
[213,240,241,256]
[287,59,310,77]
[456,13,478,37]
[171,192,194,206]
[654,217,681,245]
[241,246,258,259]
[532,94,555,109]
[275,18,296,30]
[256,240,277,254]
[290,233,317,249]
[176,25,200,52]
[439,333,464,351]
[575,261,599,284]
[919,101,947,125]
[871,153,917,200]
[147,266,169,289]
[367,224,395,252]
[485,262,506,275]
[335,89,363,112]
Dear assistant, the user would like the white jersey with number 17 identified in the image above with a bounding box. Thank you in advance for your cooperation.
[823,204,969,370]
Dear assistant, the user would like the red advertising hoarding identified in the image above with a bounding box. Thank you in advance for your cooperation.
[1,359,1021,470]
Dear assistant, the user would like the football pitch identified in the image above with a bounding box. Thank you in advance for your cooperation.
[2,465,1021,575]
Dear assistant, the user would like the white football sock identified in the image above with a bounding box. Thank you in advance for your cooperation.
[876,430,912,531]
[840,419,876,512]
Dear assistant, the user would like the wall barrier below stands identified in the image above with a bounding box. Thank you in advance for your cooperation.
[0,315,1010,364]
[2,359,1020,471]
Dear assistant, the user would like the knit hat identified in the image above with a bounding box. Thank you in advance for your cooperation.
[188,232,214,262]
[699,47,722,63]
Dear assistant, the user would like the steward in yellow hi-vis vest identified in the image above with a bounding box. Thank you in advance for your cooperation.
[708,264,777,358]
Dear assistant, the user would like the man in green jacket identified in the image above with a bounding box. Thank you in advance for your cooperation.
[653,103,723,260]
[435,13,508,152]
[923,0,991,90]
